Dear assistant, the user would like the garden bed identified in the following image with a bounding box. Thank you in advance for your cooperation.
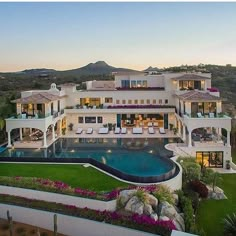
[0,194,175,236]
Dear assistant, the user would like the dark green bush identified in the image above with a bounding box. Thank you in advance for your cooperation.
[190,180,208,198]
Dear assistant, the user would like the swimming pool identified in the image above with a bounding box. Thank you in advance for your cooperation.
[0,138,181,183]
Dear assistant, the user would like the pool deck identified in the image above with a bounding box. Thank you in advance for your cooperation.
[11,128,178,149]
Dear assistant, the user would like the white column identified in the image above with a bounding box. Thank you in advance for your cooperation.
[183,125,186,141]
[227,130,231,147]
[52,125,55,141]
[188,129,192,147]
[218,128,222,136]
[7,131,12,148]
[43,132,47,148]
[19,128,23,141]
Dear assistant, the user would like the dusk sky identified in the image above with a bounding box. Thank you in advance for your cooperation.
[0,2,236,72]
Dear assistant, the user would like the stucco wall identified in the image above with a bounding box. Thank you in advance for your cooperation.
[0,186,116,211]
[0,204,157,236]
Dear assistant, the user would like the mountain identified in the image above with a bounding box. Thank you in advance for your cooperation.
[57,61,139,76]
[143,66,160,72]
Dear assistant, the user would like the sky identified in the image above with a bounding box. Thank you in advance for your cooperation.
[0,2,236,72]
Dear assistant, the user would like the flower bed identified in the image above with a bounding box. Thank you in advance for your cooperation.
[0,194,175,236]
[0,176,160,201]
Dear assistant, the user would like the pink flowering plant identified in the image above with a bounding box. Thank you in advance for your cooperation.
[0,194,176,236]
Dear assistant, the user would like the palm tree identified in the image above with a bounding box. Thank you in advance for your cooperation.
[223,213,236,236]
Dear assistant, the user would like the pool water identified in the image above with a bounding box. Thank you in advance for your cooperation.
[0,138,181,178]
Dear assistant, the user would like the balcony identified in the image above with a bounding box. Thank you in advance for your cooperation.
[183,112,231,131]
[116,87,165,91]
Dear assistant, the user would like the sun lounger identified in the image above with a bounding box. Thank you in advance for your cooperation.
[148,127,155,134]
[153,122,159,127]
[99,127,109,134]
[132,127,143,134]
[209,113,215,118]
[197,112,203,118]
[114,127,121,134]
[159,127,166,134]
[86,128,93,134]
[121,127,127,134]
[76,128,83,134]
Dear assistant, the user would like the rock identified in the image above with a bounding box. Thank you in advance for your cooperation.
[150,213,158,221]
[207,185,227,200]
[143,203,153,215]
[172,193,179,205]
[125,196,144,215]
[119,189,137,206]
[145,193,158,207]
[159,216,170,221]
[159,201,185,231]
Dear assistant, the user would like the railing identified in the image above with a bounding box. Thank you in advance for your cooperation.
[116,87,165,91]
[184,112,230,119]
[107,105,176,109]
[9,113,52,119]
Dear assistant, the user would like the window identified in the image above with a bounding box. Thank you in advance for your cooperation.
[128,100,132,104]
[105,97,113,103]
[85,116,96,123]
[116,100,120,104]
[153,99,156,104]
[165,99,168,104]
[143,80,147,87]
[196,151,223,168]
[122,100,126,104]
[121,80,130,88]
[140,99,144,104]
[146,99,150,104]
[97,116,103,123]
[134,99,138,104]
[137,80,142,87]
[78,117,84,123]
[131,80,136,88]
[159,99,162,104]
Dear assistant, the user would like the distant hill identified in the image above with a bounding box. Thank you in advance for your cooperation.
[143,66,160,72]
[0,61,140,77]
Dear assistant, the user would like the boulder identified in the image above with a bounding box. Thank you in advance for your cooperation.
[150,213,158,221]
[159,216,170,221]
[159,201,185,231]
[119,189,137,206]
[125,196,144,215]
[143,203,153,215]
[207,185,227,200]
[145,193,158,207]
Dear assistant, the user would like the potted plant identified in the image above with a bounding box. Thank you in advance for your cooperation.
[169,124,174,131]
[226,160,231,170]
[68,123,74,131]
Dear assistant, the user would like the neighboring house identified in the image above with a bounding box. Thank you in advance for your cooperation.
[5,72,231,168]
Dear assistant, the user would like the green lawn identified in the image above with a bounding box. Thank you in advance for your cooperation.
[196,150,236,236]
[0,163,129,192]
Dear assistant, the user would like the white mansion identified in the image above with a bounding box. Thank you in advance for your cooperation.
[5,72,232,168]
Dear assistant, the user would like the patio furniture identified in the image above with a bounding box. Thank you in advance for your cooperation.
[147,122,153,127]
[153,122,158,127]
[114,127,121,134]
[209,113,215,118]
[76,128,83,134]
[121,128,127,134]
[86,128,93,134]
[148,127,155,134]
[159,127,166,134]
[98,127,109,134]
[21,113,27,119]
[197,112,204,118]
[133,127,143,134]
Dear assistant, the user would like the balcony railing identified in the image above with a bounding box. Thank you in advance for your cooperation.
[184,112,230,119]
[116,87,165,91]
[107,105,176,109]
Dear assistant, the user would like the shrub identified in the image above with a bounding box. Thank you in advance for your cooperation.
[16,227,26,234]
[190,180,208,198]
[135,189,148,204]
[223,213,236,236]
[153,185,174,204]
